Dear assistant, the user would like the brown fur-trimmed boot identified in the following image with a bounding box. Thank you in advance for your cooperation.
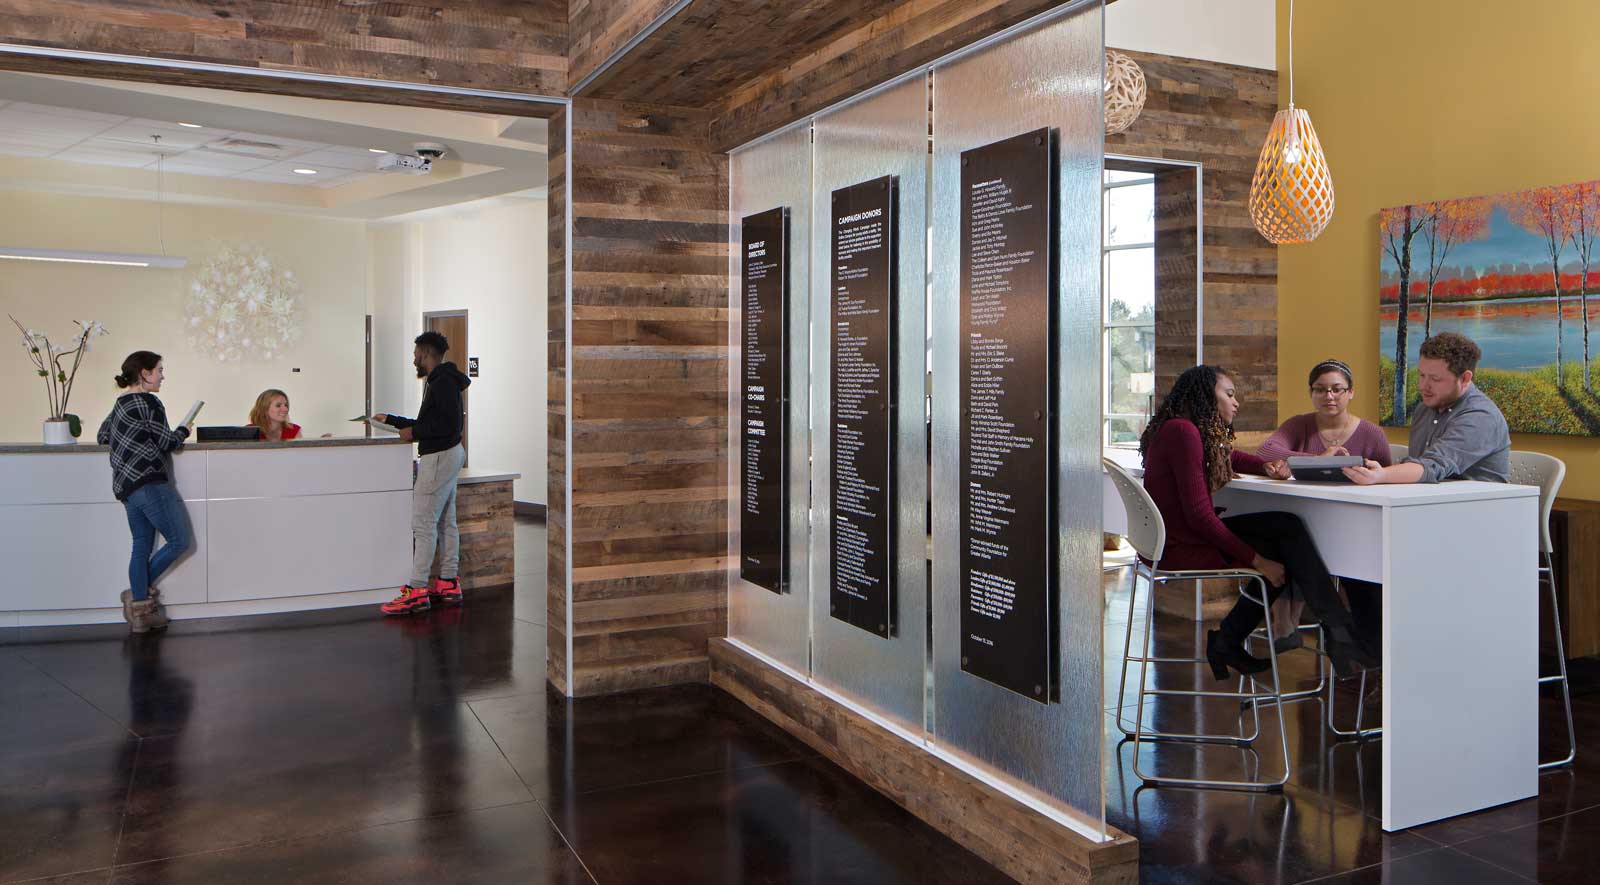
[128,598,168,634]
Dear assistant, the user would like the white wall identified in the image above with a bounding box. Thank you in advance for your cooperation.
[1107,0,1276,70]
[368,195,548,505]
[0,189,366,443]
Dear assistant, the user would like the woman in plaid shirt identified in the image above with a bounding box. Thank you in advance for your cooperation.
[97,351,194,633]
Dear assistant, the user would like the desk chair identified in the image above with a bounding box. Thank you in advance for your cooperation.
[1104,457,1291,791]
[1509,450,1577,770]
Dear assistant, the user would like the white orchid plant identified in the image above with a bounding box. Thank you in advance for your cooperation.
[12,316,109,433]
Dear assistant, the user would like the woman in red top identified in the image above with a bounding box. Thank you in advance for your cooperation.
[248,389,302,441]
[1139,365,1375,679]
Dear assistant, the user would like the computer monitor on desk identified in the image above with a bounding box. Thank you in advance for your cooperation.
[196,426,262,442]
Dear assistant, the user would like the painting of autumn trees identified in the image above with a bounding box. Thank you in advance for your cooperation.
[1380,179,1600,436]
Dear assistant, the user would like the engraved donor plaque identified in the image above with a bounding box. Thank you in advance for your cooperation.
[740,207,789,593]
[957,130,1056,701]
[829,176,898,637]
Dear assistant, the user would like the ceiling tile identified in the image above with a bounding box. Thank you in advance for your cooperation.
[283,147,377,172]
[51,147,158,168]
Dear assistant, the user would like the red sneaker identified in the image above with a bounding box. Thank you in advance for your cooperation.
[380,585,432,616]
[428,577,463,606]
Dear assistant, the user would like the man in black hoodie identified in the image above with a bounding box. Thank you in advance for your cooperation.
[374,330,471,615]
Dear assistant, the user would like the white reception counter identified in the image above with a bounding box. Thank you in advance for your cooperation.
[1,437,415,627]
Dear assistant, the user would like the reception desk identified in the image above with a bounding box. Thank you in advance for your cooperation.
[1,438,413,626]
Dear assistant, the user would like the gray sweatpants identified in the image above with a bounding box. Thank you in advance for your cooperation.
[411,444,465,588]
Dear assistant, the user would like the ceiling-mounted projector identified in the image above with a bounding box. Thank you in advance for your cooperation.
[376,153,432,175]
[375,142,448,175]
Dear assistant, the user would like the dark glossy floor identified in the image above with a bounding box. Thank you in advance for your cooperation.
[1,519,1002,885]
[1103,564,1600,884]
[6,521,1595,883]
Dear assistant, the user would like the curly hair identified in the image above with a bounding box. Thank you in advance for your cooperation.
[1139,364,1237,493]
[1418,332,1481,377]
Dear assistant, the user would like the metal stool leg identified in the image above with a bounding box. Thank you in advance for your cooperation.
[1132,574,1289,791]
[1540,552,1577,770]
[1327,665,1381,740]
[1115,566,1145,737]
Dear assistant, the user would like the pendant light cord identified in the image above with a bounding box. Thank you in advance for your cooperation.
[1288,0,1295,108]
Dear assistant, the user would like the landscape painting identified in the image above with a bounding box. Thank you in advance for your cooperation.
[1380,179,1600,436]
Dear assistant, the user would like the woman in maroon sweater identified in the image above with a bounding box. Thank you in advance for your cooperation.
[1140,365,1375,679]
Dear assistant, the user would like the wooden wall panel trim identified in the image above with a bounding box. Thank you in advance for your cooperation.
[568,0,683,89]
[711,639,1140,884]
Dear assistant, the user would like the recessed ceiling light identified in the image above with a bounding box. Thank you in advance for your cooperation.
[292,168,318,175]
[367,148,387,153]
[177,122,203,129]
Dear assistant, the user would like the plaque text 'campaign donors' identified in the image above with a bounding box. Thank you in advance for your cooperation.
[740,207,789,594]
[958,130,1055,701]
[830,177,897,637]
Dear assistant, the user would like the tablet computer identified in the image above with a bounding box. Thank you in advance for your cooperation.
[1286,455,1362,483]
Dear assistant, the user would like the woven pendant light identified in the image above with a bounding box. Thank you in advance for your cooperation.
[1104,49,1146,135]
[1248,0,1334,244]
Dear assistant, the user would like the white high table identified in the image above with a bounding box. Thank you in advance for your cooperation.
[1103,451,1540,831]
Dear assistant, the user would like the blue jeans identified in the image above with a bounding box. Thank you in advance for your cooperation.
[124,481,193,602]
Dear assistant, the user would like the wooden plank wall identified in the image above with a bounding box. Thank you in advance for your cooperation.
[704,0,1084,151]
[558,98,730,696]
[430,480,516,591]
[1105,49,1279,431]
[567,0,681,87]
[577,0,902,105]
[0,0,567,99]
[548,105,571,694]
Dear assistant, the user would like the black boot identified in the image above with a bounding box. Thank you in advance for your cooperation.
[1323,625,1379,678]
[1207,630,1271,680]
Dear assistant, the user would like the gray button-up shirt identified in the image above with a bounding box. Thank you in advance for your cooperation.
[1406,383,1511,483]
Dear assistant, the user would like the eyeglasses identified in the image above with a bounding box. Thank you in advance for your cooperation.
[1310,386,1350,396]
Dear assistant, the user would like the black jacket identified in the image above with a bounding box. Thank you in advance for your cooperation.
[389,361,470,455]
[96,392,189,501]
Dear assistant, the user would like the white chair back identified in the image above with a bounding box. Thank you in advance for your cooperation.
[1103,457,1166,564]
[1508,450,1565,555]
[1390,443,1409,463]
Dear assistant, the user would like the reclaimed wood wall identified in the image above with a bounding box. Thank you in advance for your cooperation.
[430,480,516,591]
[1106,49,1279,431]
[553,98,730,696]
[548,104,572,694]
[703,0,1084,151]
[0,0,567,106]
[567,0,680,88]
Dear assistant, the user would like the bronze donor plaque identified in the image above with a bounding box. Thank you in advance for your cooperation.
[829,176,898,638]
[740,207,790,593]
[958,130,1057,701]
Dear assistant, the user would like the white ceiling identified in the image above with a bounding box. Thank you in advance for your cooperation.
[0,99,384,188]
[1106,0,1276,70]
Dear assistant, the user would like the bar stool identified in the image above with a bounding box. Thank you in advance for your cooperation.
[1389,443,1409,463]
[1104,457,1291,791]
[1509,450,1578,769]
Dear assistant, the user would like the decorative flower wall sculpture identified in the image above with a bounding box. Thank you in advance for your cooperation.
[184,244,303,363]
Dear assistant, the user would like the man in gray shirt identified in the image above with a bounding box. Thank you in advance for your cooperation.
[1344,331,1510,485]
[1337,333,1510,652]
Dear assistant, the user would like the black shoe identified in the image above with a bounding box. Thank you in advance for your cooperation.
[1323,636,1379,678]
[1272,630,1305,654]
[1208,630,1272,680]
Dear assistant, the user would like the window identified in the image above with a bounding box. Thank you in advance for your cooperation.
[1103,169,1156,448]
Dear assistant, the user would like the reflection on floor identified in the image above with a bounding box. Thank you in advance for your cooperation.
[0,519,1000,884]
[1103,565,1599,884]
[5,519,1594,883]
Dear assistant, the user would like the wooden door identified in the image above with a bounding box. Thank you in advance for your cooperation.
[424,311,468,464]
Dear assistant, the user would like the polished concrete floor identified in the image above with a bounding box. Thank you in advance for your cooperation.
[4,520,1594,883]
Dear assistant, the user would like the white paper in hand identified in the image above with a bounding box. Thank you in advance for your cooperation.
[180,400,204,428]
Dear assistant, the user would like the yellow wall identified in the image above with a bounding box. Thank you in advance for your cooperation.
[1275,0,1600,499]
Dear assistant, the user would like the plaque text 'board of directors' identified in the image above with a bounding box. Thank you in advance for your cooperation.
[829,176,898,637]
[740,207,789,594]
[958,130,1056,702]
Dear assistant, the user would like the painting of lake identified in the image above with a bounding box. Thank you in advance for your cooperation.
[1379,178,1600,436]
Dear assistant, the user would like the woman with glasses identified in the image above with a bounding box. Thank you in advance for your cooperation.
[1255,358,1391,650]
[1258,358,1392,465]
